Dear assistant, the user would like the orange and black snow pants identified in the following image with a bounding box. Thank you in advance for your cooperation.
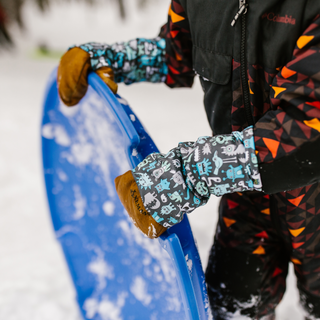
[206,183,320,319]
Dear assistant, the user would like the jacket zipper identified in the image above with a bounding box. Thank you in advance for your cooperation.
[231,0,255,126]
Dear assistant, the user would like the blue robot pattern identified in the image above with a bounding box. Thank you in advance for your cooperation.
[210,184,230,196]
[192,158,212,176]
[131,126,262,228]
[160,203,176,215]
[135,173,153,190]
[155,179,171,193]
[212,151,223,175]
[74,38,167,85]
[222,165,245,182]
[244,136,255,149]
[168,191,183,203]
[152,212,164,223]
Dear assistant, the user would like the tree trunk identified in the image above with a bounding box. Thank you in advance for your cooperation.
[117,0,125,19]
[138,0,147,8]
[34,0,50,11]
[0,0,25,27]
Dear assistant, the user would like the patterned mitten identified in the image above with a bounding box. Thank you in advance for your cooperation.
[58,37,167,106]
[116,126,262,235]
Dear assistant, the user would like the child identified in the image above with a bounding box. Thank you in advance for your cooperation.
[58,1,320,318]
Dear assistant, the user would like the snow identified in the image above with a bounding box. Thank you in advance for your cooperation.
[130,276,152,306]
[87,250,115,290]
[42,123,72,146]
[0,0,304,319]
[83,293,128,320]
[185,254,193,273]
[102,201,115,216]
[72,185,87,219]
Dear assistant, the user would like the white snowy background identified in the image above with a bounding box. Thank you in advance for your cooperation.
[0,0,305,319]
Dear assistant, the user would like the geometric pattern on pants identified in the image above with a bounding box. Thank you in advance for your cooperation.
[206,183,320,319]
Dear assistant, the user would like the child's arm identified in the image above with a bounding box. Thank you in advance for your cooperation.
[254,15,320,194]
[57,38,167,106]
[77,38,167,85]
[116,126,261,238]
[57,0,194,106]
[161,0,195,89]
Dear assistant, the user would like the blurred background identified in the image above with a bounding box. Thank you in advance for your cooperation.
[0,0,305,319]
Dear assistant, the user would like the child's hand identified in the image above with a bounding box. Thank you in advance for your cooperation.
[115,171,168,239]
[57,47,117,107]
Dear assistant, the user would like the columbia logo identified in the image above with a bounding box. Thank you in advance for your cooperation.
[262,12,296,25]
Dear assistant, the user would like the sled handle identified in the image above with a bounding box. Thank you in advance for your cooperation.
[161,216,209,320]
[88,72,144,166]
[159,230,203,320]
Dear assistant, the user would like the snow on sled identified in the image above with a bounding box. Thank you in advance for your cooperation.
[41,69,210,320]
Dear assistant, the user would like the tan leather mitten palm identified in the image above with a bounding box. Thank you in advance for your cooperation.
[115,171,167,239]
[57,47,118,107]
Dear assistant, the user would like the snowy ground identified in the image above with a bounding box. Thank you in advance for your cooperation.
[0,1,306,319]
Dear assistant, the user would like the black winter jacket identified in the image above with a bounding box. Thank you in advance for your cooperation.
[162,0,320,194]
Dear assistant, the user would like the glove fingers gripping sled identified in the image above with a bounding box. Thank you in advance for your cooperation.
[57,47,118,107]
[115,171,167,239]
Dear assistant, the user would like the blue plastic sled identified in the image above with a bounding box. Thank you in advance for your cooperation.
[42,69,211,320]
